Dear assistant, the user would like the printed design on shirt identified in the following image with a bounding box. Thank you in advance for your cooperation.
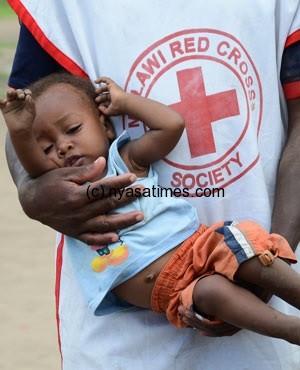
[90,243,129,273]
[123,29,263,194]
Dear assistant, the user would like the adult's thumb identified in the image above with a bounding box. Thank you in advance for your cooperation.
[68,157,106,184]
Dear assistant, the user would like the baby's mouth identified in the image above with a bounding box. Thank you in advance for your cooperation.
[64,155,84,167]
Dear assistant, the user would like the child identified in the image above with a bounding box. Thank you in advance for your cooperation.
[1,72,300,345]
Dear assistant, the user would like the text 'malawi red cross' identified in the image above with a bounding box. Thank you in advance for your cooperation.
[171,67,240,157]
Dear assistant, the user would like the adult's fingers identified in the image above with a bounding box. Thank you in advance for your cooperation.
[84,176,138,202]
[65,157,137,193]
[63,157,107,185]
[80,232,119,246]
[18,161,144,243]
[71,183,143,222]
[74,211,144,245]
[178,305,240,337]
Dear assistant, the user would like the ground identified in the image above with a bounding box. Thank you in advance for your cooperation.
[0,16,61,370]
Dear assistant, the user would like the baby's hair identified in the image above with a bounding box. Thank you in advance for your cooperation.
[28,72,99,114]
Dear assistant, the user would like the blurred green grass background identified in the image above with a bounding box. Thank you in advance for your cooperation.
[0,1,17,95]
[0,0,15,18]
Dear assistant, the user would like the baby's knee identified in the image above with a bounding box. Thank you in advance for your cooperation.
[192,274,228,313]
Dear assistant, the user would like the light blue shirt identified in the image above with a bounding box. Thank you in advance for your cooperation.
[65,132,199,315]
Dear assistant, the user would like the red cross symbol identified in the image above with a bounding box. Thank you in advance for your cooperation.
[171,67,240,158]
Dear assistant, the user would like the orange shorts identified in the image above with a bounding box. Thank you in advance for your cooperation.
[151,221,297,328]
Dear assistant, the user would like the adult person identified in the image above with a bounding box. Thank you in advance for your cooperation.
[6,1,300,369]
[2,72,300,344]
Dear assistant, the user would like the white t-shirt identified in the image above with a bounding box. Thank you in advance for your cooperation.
[10,1,300,369]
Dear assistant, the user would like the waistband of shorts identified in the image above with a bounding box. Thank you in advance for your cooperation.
[151,224,208,313]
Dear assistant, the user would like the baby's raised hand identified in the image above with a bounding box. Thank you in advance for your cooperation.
[95,77,127,116]
[0,88,36,134]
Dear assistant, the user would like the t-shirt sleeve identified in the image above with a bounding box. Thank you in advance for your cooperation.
[8,22,65,89]
[281,41,300,100]
[280,5,300,100]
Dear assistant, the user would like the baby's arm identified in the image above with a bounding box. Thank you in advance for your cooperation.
[95,77,184,173]
[1,88,57,177]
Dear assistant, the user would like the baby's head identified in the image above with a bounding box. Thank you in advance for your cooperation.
[29,72,116,168]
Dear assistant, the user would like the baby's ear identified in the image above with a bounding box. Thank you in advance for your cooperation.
[101,115,116,141]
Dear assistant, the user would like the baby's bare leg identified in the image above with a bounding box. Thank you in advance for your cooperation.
[235,257,300,309]
[193,274,300,344]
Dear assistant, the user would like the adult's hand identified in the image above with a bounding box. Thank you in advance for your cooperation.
[19,157,144,245]
[178,283,272,336]
[178,305,240,337]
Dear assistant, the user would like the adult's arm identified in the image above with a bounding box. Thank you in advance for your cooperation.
[180,42,300,334]
[6,136,143,245]
[271,98,300,250]
[6,23,143,245]
[271,41,300,250]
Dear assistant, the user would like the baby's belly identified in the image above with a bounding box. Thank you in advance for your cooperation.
[112,245,180,309]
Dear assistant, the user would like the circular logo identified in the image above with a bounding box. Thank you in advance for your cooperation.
[123,29,262,193]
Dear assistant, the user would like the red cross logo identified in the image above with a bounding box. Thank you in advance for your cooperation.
[171,67,240,158]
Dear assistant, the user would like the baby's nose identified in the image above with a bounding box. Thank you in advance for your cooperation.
[57,141,73,157]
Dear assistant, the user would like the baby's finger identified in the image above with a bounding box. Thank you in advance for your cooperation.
[0,98,7,109]
[95,85,109,95]
[95,93,110,104]
[15,89,26,100]
[24,94,36,115]
[94,77,103,84]
[6,88,17,101]
[95,76,111,85]
[98,105,110,115]
[25,94,32,101]
[25,94,34,107]
[23,89,32,96]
